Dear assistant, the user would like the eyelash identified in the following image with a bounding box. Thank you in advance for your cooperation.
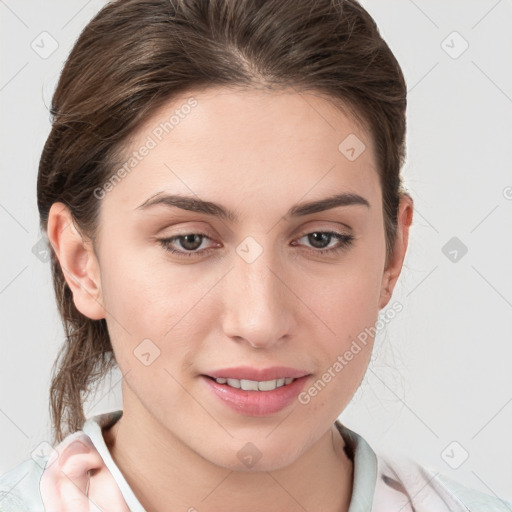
[158,230,355,258]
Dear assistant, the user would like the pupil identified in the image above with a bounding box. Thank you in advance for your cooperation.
[309,232,329,249]
[181,234,202,250]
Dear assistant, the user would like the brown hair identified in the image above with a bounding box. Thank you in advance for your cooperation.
[37,0,408,444]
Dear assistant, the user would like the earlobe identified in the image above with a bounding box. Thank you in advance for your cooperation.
[378,194,414,310]
[46,202,105,320]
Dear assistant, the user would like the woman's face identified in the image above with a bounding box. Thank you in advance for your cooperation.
[61,86,410,470]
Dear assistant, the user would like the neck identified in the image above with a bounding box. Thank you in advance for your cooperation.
[104,404,353,512]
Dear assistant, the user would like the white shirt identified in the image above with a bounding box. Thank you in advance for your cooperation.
[0,409,510,511]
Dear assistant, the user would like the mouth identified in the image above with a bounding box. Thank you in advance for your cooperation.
[200,366,311,416]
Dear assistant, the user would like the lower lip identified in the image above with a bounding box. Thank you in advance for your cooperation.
[201,375,310,416]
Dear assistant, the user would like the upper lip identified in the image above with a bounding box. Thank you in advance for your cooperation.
[204,366,310,381]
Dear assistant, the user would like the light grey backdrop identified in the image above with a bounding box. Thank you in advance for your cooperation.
[1,0,511,503]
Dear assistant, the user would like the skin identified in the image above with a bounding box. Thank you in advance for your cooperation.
[47,86,413,512]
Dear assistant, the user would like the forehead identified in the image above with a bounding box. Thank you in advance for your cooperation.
[101,86,381,218]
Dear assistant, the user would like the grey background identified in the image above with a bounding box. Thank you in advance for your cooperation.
[1,0,511,503]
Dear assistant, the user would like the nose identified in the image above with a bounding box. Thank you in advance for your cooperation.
[221,246,296,350]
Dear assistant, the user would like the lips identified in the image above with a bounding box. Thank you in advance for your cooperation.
[200,366,311,416]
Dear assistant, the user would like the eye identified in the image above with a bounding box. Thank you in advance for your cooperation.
[158,233,218,258]
[292,231,354,255]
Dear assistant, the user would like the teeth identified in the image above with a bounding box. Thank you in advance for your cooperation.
[226,378,241,389]
[241,379,259,391]
[215,377,296,391]
[257,380,276,391]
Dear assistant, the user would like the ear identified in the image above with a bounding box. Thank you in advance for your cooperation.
[378,193,414,310]
[46,202,105,320]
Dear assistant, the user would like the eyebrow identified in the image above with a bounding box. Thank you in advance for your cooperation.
[135,191,370,222]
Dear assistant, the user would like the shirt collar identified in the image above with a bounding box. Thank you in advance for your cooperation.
[334,419,378,512]
[83,411,379,512]
[83,410,146,512]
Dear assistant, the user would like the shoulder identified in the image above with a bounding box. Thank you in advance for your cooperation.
[0,429,92,512]
[435,472,512,512]
[0,452,49,512]
[374,452,512,512]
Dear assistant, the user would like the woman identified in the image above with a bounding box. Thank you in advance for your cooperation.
[0,0,509,510]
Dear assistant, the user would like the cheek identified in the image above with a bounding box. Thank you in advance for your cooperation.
[312,257,384,337]
[98,246,165,357]
[100,243,180,328]
[298,273,379,416]
[99,246,213,368]
[296,322,374,424]
[302,252,383,396]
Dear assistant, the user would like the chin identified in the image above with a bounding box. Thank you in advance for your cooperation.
[201,438,305,473]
